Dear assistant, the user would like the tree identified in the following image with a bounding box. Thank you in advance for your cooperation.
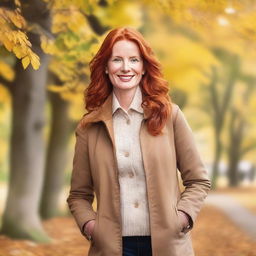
[200,51,240,189]
[155,0,256,188]
[0,0,51,241]
[226,72,256,186]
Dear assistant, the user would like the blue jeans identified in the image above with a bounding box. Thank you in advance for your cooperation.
[122,236,152,256]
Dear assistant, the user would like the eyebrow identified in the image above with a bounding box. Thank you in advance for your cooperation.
[111,55,141,58]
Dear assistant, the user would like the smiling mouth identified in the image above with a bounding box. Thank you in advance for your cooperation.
[117,75,135,82]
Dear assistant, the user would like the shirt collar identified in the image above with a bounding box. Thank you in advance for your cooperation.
[112,86,144,115]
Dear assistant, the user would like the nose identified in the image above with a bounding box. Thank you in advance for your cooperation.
[121,60,130,72]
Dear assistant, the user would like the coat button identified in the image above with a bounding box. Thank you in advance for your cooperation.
[134,201,139,208]
[126,119,131,124]
[124,152,130,157]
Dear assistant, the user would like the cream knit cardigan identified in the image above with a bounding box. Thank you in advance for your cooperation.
[112,86,151,236]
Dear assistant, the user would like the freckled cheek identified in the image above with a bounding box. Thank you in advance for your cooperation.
[133,63,144,74]
[108,63,122,74]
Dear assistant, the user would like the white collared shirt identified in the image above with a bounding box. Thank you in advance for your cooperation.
[112,86,151,236]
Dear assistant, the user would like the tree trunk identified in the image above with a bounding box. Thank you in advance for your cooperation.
[208,54,240,189]
[227,158,240,187]
[40,92,75,219]
[227,113,241,187]
[227,109,240,186]
[226,78,254,187]
[211,128,222,189]
[1,58,50,242]
[0,0,52,242]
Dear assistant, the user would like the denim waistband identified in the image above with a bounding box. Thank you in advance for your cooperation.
[122,236,151,242]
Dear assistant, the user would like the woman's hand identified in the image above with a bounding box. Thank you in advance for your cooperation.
[84,219,96,236]
[177,210,190,231]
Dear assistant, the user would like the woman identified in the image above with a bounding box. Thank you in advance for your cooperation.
[67,27,211,256]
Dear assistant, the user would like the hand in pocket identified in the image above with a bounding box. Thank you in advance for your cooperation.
[84,219,96,236]
[177,210,189,232]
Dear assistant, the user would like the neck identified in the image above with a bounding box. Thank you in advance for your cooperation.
[113,86,138,111]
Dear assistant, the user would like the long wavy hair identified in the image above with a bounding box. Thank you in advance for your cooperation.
[83,27,172,136]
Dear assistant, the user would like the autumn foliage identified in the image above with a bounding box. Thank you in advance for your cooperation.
[0,0,256,254]
[0,3,39,70]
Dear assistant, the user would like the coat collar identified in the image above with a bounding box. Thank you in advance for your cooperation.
[112,86,144,115]
[82,88,150,149]
[83,88,150,126]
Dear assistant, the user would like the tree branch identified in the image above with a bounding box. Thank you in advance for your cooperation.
[80,10,110,35]
[0,0,16,10]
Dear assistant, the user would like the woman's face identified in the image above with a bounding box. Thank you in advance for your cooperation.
[106,40,144,92]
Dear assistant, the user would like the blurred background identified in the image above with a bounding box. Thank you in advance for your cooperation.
[0,0,256,255]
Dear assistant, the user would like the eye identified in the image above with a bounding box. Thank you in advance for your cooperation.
[130,58,139,63]
[113,58,121,62]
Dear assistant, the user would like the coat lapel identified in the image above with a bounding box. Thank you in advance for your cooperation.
[83,91,151,150]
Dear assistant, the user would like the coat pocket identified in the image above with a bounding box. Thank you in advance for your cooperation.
[173,205,186,238]
[91,214,99,244]
[87,216,101,256]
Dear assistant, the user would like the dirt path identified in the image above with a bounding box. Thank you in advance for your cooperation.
[206,193,256,240]
[0,206,256,256]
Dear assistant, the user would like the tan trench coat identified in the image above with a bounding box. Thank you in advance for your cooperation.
[67,93,211,256]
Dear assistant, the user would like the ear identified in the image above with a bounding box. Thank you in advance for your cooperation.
[105,69,108,74]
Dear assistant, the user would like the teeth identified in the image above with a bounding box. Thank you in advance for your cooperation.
[118,75,134,82]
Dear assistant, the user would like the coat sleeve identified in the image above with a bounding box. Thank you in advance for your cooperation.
[66,124,96,237]
[173,106,211,230]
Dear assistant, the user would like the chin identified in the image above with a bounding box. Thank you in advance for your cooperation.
[114,84,138,91]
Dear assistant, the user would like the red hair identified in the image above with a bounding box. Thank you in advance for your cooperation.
[83,27,172,136]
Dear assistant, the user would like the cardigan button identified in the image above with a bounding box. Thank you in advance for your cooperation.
[126,119,131,125]
[134,201,139,208]
[124,152,130,157]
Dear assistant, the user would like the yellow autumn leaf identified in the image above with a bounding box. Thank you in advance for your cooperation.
[47,85,67,92]
[0,140,8,160]
[12,45,27,59]
[68,96,84,120]
[16,31,30,46]
[67,9,88,33]
[0,8,5,16]
[4,31,15,43]
[0,85,11,117]
[0,15,6,25]
[0,61,15,81]
[3,38,13,52]
[29,52,40,70]
[61,90,76,101]
[95,2,142,29]
[14,0,21,7]
[106,0,118,4]
[40,35,55,54]
[49,61,76,81]
[22,56,30,69]
[8,11,26,29]
[147,28,220,92]
[52,12,69,33]
[0,8,9,23]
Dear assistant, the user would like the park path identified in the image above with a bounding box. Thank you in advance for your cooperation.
[205,193,256,240]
